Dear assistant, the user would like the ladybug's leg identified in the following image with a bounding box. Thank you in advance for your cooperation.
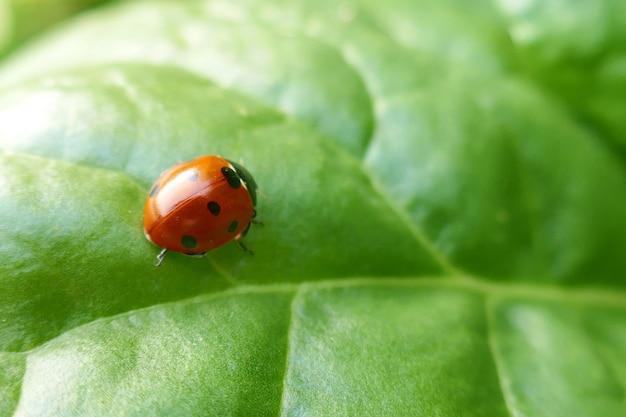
[156,248,168,267]
[236,224,254,255]
[239,221,253,238]
[187,252,207,258]
[237,239,254,255]
[250,210,265,226]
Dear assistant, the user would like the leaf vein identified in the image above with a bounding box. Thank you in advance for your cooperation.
[277,286,302,417]
[485,295,517,417]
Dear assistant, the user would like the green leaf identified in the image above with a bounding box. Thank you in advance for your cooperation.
[0,64,440,352]
[15,290,293,416]
[0,0,625,415]
[366,75,626,282]
[497,0,626,152]
[0,0,113,57]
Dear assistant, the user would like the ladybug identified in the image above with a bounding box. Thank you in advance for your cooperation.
[143,155,258,266]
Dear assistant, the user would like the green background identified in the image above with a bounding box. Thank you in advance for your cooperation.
[1,0,625,415]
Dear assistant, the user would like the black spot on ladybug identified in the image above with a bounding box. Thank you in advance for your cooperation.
[187,169,199,182]
[181,235,198,249]
[228,220,239,233]
[149,184,160,198]
[207,201,221,216]
[221,167,241,189]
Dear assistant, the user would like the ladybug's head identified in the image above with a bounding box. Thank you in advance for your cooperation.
[227,159,258,206]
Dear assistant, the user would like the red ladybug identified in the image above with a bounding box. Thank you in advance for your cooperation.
[143,155,258,266]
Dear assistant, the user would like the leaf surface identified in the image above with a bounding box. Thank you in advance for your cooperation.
[1,0,625,415]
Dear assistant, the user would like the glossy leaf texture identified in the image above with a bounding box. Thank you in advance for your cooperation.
[0,0,625,416]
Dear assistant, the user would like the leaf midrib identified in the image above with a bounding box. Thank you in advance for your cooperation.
[7,275,625,356]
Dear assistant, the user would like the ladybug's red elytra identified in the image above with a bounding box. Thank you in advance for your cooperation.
[143,155,258,266]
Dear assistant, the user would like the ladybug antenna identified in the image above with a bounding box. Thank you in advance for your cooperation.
[156,248,168,267]
[258,190,269,200]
